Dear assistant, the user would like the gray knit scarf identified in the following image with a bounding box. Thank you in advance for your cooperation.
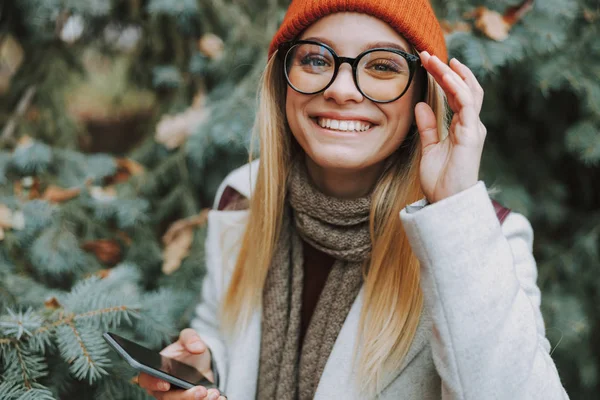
[256,158,371,400]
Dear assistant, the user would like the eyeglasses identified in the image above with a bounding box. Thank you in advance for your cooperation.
[279,40,422,103]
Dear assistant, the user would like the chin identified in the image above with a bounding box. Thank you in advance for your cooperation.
[305,146,378,172]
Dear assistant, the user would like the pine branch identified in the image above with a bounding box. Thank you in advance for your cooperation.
[55,323,110,384]
[0,381,55,400]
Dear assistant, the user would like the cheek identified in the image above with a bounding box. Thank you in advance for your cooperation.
[379,101,415,143]
[285,89,308,142]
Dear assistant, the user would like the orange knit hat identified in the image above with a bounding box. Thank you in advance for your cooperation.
[268,0,448,64]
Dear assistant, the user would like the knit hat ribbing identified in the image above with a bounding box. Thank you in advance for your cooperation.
[268,0,448,64]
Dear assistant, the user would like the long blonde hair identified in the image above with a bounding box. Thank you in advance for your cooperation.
[221,47,449,397]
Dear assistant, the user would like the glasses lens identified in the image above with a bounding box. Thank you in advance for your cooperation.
[285,43,335,94]
[357,50,411,102]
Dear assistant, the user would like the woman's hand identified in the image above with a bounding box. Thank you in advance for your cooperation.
[414,51,487,204]
[138,328,226,400]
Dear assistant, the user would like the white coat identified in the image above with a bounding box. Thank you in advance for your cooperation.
[190,160,569,400]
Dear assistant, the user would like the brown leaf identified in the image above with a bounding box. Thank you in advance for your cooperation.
[44,297,62,309]
[464,1,534,41]
[468,7,511,41]
[162,209,209,245]
[81,239,122,266]
[198,33,224,60]
[161,225,194,275]
[105,158,145,185]
[503,0,535,27]
[0,34,25,95]
[155,92,209,150]
[42,185,81,203]
[14,177,41,200]
[160,210,209,275]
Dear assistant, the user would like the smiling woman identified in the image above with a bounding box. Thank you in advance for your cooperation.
[138,1,570,400]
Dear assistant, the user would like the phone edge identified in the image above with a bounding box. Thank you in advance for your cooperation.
[102,332,195,390]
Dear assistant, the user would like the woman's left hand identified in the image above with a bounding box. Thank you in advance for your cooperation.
[413,51,487,204]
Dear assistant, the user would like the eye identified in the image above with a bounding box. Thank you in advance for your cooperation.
[299,54,330,68]
[368,60,403,73]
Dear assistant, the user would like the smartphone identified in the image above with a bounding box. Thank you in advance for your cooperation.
[103,331,220,392]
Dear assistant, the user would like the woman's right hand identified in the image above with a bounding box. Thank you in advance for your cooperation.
[138,328,226,400]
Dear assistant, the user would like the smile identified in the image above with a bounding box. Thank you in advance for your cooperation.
[315,117,372,133]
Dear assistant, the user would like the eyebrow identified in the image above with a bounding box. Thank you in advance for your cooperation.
[302,36,410,54]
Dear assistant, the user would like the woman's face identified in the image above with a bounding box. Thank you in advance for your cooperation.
[285,13,422,176]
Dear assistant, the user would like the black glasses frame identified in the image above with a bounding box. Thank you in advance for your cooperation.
[279,40,422,104]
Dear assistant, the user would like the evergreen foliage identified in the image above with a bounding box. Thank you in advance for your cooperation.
[0,0,598,398]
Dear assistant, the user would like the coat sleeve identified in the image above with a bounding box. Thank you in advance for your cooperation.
[188,176,243,391]
[399,181,569,400]
[189,212,229,391]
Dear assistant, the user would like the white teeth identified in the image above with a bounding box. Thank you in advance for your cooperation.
[316,117,372,132]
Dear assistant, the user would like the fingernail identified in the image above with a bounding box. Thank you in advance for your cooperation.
[195,388,208,400]
[421,51,430,57]
[190,341,204,352]
[208,393,218,400]
[160,381,170,391]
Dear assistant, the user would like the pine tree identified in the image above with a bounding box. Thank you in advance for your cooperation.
[0,0,598,399]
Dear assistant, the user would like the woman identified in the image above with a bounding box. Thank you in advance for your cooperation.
[140,0,569,399]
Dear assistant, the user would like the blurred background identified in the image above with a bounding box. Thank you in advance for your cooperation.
[0,0,598,398]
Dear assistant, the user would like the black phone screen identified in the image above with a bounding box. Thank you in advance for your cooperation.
[105,332,213,387]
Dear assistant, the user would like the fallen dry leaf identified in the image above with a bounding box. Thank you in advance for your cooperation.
[81,239,122,266]
[44,297,62,309]
[42,185,81,203]
[161,210,209,275]
[0,34,25,95]
[162,225,194,275]
[198,33,224,60]
[14,177,41,200]
[504,0,535,26]
[162,209,209,244]
[105,158,145,185]
[464,0,534,41]
[467,6,511,41]
[155,92,209,150]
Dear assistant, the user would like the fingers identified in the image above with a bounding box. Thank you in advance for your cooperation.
[419,52,481,124]
[414,102,439,151]
[449,58,484,112]
[139,372,170,392]
[179,329,207,354]
[152,386,209,400]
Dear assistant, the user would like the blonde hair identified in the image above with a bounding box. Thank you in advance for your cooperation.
[221,47,449,397]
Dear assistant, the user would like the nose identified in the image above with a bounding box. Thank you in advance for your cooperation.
[322,63,363,104]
